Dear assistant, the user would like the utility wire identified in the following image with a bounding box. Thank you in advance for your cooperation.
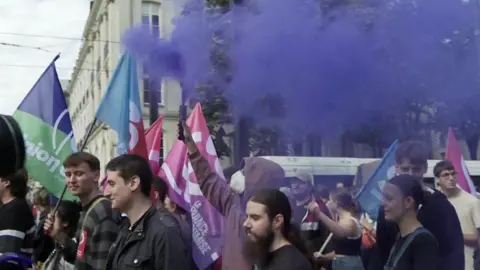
[0,31,121,44]
[0,42,52,52]
[0,63,113,73]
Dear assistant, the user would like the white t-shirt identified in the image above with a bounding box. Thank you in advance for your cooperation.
[447,190,480,270]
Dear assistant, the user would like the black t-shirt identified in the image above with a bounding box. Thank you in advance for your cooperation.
[0,198,35,257]
[385,229,439,270]
[260,245,313,270]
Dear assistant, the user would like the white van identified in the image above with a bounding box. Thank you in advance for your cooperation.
[261,156,480,188]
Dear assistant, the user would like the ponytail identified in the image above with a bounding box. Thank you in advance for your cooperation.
[286,222,313,266]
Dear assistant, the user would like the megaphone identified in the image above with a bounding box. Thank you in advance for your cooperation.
[0,115,25,178]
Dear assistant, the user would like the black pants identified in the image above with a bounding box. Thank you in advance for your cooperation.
[474,249,480,270]
[360,244,377,269]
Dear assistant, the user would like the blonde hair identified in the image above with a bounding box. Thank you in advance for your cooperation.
[33,188,49,207]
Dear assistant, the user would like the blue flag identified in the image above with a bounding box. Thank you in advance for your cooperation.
[356,140,398,220]
[13,55,77,200]
[95,53,147,158]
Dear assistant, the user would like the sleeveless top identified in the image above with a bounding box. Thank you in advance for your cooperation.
[331,217,362,256]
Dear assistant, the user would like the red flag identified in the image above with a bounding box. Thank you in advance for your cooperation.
[101,116,155,201]
[158,103,224,269]
[446,128,476,195]
[145,116,164,175]
[128,108,148,160]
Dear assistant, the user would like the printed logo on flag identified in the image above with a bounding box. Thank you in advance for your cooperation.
[356,140,398,220]
[52,109,77,155]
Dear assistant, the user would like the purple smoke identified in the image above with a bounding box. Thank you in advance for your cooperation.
[122,0,478,138]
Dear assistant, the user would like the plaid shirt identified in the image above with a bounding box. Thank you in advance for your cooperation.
[62,196,119,270]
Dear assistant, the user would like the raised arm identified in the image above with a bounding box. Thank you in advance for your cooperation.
[183,122,240,217]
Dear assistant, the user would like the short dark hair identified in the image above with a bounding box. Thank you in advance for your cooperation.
[152,176,168,203]
[63,152,100,171]
[395,141,429,166]
[433,160,455,177]
[2,169,28,198]
[105,154,152,197]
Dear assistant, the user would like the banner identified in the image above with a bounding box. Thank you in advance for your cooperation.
[159,103,224,270]
[13,55,77,200]
[356,140,398,220]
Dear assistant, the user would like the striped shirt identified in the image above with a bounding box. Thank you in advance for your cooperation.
[62,196,119,270]
[0,198,35,257]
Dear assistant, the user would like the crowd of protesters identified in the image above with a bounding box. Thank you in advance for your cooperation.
[0,122,478,270]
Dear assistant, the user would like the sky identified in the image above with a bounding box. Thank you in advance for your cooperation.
[0,0,90,115]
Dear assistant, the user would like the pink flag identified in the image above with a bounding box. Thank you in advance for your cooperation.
[159,103,224,269]
[446,128,476,195]
[145,116,164,175]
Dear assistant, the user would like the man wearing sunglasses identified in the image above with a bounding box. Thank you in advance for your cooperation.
[369,141,464,270]
[435,160,480,270]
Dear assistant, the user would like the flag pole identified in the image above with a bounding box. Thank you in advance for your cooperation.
[178,83,187,141]
[45,118,98,234]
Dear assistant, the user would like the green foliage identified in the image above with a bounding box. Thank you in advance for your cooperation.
[247,93,287,155]
[193,0,233,158]
[206,0,231,7]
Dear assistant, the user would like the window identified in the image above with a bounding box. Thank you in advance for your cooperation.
[142,2,161,38]
[143,77,162,104]
[142,2,163,106]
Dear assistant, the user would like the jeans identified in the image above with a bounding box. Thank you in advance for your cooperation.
[332,256,365,270]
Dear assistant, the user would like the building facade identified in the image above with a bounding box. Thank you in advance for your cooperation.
[66,0,477,174]
[66,0,185,170]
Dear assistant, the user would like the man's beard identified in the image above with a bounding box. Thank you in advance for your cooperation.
[294,191,310,205]
[243,228,275,267]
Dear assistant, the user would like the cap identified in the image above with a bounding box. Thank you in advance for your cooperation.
[294,171,314,186]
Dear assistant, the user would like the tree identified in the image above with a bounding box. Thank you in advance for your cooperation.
[247,93,287,156]
[194,0,285,160]
[344,114,396,157]
[194,81,232,158]
[190,0,234,159]
[345,96,437,158]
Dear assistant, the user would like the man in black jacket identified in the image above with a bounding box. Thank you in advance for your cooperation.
[369,141,464,270]
[104,154,189,270]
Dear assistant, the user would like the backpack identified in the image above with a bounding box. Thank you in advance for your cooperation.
[384,227,430,270]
